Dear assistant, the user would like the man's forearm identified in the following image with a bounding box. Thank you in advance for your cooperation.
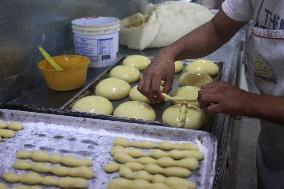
[247,95,284,125]
[163,10,246,60]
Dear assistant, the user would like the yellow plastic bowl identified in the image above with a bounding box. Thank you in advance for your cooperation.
[38,55,90,91]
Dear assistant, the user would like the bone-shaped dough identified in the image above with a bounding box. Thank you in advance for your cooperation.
[0,121,23,131]
[112,151,199,170]
[15,150,92,167]
[113,138,198,151]
[112,146,203,160]
[13,160,94,179]
[108,178,196,189]
[2,172,88,188]
[0,183,42,189]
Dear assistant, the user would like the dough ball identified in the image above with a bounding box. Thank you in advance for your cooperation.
[8,121,23,131]
[174,61,183,73]
[3,172,19,183]
[113,101,156,121]
[0,129,15,138]
[72,96,114,115]
[179,72,213,87]
[63,178,88,189]
[19,173,42,185]
[185,59,219,76]
[51,167,69,176]
[110,65,141,83]
[104,162,121,173]
[32,162,51,173]
[173,86,200,107]
[31,151,50,162]
[95,78,131,100]
[0,120,8,129]
[122,55,151,70]
[13,160,31,170]
[42,176,57,186]
[49,154,62,163]
[162,104,205,129]
[129,85,150,104]
[16,150,32,159]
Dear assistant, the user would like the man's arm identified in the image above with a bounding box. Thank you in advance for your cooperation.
[138,10,246,102]
[198,82,284,125]
[168,9,246,60]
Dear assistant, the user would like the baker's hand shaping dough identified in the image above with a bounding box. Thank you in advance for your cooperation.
[109,65,141,83]
[95,78,131,100]
[113,101,156,121]
[72,95,114,115]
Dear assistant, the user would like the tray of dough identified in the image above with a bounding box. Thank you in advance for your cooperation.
[62,56,223,131]
[0,109,217,189]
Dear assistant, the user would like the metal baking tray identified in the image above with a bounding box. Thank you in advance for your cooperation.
[0,109,217,189]
[61,58,223,132]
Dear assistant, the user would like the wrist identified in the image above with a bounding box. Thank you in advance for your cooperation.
[161,45,179,60]
[243,93,261,117]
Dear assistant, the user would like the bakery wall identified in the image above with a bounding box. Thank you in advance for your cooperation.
[0,0,166,104]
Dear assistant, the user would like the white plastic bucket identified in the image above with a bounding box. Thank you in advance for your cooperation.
[72,17,120,68]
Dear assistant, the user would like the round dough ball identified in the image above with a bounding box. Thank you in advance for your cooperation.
[8,121,23,131]
[13,160,31,170]
[162,104,205,129]
[173,86,200,107]
[0,120,7,129]
[129,85,150,104]
[185,59,219,76]
[49,154,62,163]
[3,172,19,183]
[174,61,183,73]
[72,96,113,115]
[16,150,32,159]
[109,65,141,83]
[95,78,131,100]
[31,151,50,162]
[179,72,213,87]
[113,101,156,121]
[122,55,151,70]
[42,176,57,186]
[0,129,15,138]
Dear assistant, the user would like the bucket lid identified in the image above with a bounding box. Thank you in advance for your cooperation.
[72,17,120,32]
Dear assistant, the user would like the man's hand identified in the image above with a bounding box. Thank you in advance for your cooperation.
[198,81,255,116]
[138,48,175,102]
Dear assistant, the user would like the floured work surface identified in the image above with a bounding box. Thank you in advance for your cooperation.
[0,109,217,189]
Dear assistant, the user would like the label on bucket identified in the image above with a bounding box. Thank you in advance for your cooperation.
[74,32,118,68]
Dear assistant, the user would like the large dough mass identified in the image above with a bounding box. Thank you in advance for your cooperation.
[95,78,131,100]
[185,59,219,76]
[113,101,156,121]
[122,55,151,70]
[120,1,213,50]
[109,65,141,83]
[72,96,113,115]
[162,104,205,129]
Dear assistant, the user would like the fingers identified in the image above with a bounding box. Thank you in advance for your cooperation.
[163,76,173,93]
[207,104,223,113]
[198,93,220,108]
